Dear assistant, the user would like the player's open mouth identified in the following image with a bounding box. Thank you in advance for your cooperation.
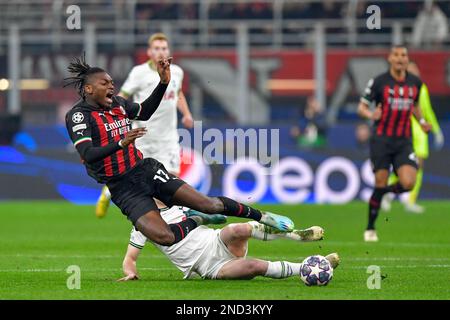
[105,92,114,105]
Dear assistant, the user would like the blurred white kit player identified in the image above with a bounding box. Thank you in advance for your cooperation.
[96,33,194,218]
[119,206,339,281]
[121,52,185,174]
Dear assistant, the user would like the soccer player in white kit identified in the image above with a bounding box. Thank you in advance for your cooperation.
[117,206,339,281]
[96,33,194,217]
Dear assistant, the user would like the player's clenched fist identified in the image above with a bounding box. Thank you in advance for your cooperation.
[157,55,172,84]
[121,128,147,147]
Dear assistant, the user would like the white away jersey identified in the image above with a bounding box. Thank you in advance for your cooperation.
[120,62,184,144]
[129,206,215,278]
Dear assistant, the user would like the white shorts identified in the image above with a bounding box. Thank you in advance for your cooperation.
[135,140,180,175]
[185,228,246,280]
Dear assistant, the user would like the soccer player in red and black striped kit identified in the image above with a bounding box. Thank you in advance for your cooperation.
[64,54,294,247]
[358,45,432,242]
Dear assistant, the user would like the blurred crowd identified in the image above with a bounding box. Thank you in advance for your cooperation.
[2,0,449,48]
[133,0,450,21]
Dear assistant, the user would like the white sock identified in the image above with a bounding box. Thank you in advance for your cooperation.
[282,231,303,241]
[160,206,188,222]
[264,261,301,279]
[248,221,282,241]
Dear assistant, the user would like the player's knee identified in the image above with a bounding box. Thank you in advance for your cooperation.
[401,179,415,191]
[141,227,175,246]
[155,231,176,246]
[229,223,250,239]
[375,178,388,188]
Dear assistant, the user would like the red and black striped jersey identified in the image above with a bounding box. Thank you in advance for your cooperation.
[65,96,144,183]
[360,71,422,139]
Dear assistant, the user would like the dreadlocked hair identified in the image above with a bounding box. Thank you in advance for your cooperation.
[63,53,105,99]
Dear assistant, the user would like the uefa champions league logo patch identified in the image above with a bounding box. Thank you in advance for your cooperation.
[72,112,84,124]
[409,152,418,164]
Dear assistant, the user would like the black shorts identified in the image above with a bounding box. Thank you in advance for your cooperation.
[106,158,186,225]
[370,136,419,173]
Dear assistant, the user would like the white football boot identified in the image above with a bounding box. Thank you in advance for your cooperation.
[364,229,379,242]
[381,193,394,212]
[404,202,425,214]
[325,253,340,269]
[289,226,324,242]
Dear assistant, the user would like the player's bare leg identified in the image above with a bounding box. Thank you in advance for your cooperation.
[396,164,417,191]
[220,223,251,258]
[404,158,425,213]
[220,222,324,259]
[365,169,389,242]
[216,258,272,280]
[135,209,203,246]
[215,223,325,280]
[217,224,300,280]
[135,210,176,245]
[216,254,339,280]
[383,159,423,213]
[171,184,294,232]
[366,165,417,241]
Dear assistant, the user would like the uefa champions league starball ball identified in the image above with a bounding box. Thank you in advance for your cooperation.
[299,255,333,286]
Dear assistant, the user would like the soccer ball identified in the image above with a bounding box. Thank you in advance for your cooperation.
[299,255,333,286]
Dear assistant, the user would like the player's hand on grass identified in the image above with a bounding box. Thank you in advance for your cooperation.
[121,128,147,147]
[182,114,194,128]
[157,55,172,84]
[117,273,139,282]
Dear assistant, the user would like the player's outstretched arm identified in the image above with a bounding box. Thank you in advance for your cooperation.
[117,245,141,281]
[134,56,172,121]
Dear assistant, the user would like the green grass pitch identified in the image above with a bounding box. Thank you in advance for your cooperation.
[0,201,449,300]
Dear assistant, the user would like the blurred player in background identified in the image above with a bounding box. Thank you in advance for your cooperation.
[382,61,444,214]
[358,45,431,242]
[118,205,336,281]
[96,33,194,218]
